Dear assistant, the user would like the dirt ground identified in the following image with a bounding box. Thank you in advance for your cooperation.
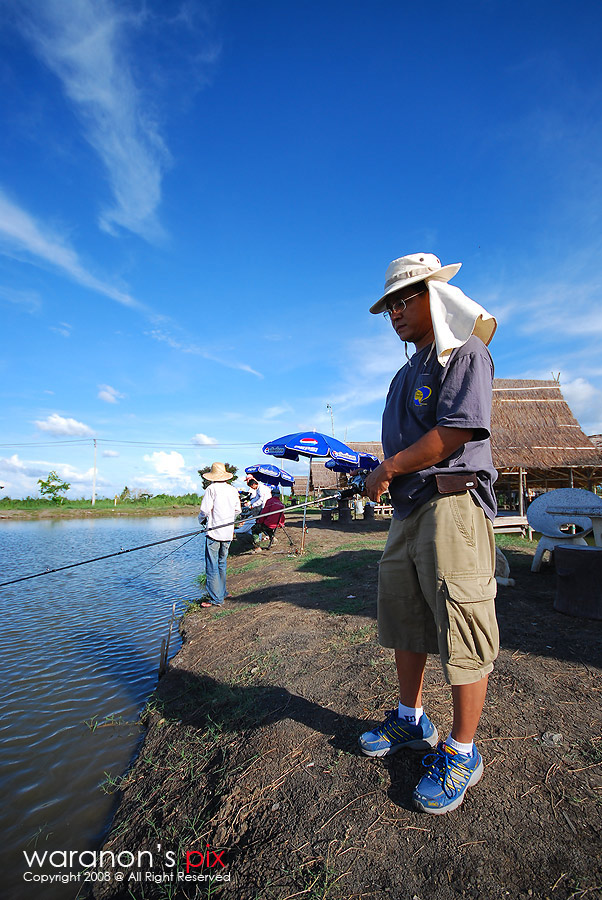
[92,513,602,900]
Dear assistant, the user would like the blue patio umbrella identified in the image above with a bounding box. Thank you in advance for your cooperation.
[325,452,381,473]
[262,431,361,550]
[262,431,360,466]
[244,463,295,488]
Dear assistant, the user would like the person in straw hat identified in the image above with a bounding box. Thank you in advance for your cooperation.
[198,462,241,607]
[358,252,499,814]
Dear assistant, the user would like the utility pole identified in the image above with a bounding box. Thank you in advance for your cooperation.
[326,403,334,437]
[92,438,97,506]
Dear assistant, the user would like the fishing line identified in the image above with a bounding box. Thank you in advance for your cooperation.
[124,531,202,585]
[0,488,361,589]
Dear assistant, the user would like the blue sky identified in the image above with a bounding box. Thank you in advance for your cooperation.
[2,0,602,499]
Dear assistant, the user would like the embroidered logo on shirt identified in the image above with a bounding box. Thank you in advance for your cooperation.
[413,385,432,407]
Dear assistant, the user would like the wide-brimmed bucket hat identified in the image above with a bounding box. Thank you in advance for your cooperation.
[370,252,461,314]
[203,462,233,482]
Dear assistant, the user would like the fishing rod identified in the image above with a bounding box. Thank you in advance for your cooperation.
[0,484,363,588]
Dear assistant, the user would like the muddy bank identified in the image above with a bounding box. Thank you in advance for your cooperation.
[92,516,602,900]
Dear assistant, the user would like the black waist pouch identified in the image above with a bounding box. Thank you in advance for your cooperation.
[435,472,478,494]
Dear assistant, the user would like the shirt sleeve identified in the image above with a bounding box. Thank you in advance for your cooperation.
[436,348,493,441]
[200,485,214,518]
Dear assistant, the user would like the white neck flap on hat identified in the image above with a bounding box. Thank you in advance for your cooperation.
[427,280,497,366]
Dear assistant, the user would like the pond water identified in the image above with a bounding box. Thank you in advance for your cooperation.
[0,515,204,899]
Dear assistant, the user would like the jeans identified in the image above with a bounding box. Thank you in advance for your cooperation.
[204,537,231,605]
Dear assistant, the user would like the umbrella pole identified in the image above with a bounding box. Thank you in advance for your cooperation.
[301,458,311,552]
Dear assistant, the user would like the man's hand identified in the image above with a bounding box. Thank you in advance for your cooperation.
[364,462,393,502]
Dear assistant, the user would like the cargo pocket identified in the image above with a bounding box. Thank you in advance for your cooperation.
[449,494,476,547]
[443,576,499,671]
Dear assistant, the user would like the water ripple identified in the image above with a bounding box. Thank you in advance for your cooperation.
[1,515,203,900]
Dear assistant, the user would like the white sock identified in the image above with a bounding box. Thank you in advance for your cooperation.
[398,702,423,725]
[446,734,474,756]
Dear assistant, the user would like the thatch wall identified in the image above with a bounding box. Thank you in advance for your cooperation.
[348,441,383,460]
[309,462,339,491]
[291,476,308,497]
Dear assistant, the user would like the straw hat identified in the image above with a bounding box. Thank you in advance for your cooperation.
[203,462,233,482]
[370,252,461,314]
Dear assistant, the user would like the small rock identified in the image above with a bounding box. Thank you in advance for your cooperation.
[272,802,280,811]
[541,732,563,746]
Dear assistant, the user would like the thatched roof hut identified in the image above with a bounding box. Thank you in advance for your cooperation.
[291,476,308,497]
[491,379,602,492]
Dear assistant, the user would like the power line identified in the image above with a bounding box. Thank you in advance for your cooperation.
[0,439,93,448]
[0,438,262,449]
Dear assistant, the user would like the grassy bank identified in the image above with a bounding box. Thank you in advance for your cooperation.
[0,494,202,519]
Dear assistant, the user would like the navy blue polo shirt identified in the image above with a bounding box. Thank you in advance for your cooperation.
[381,335,498,521]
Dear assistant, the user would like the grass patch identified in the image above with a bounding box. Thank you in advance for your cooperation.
[579,737,602,765]
[496,533,537,551]
[327,596,366,616]
[299,548,379,581]
[346,623,377,643]
[231,648,282,686]
[228,560,263,575]
[212,603,252,618]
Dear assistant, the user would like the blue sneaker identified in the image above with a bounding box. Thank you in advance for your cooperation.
[413,742,483,814]
[359,710,439,757]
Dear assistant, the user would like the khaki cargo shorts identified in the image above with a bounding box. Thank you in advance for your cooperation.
[378,491,499,685]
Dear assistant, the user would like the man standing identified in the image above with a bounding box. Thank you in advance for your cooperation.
[359,252,498,814]
[198,462,241,608]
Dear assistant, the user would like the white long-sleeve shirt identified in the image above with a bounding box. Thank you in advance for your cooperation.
[248,482,272,509]
[199,482,241,541]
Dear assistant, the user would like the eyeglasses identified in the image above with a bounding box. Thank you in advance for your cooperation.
[383,289,426,319]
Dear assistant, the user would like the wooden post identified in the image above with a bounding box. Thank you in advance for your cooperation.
[518,468,525,518]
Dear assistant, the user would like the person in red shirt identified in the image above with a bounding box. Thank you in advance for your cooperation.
[253,488,285,548]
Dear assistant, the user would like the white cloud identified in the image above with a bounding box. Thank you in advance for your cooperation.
[263,405,291,420]
[50,321,72,338]
[17,0,170,242]
[0,284,41,313]
[0,188,147,312]
[132,472,198,494]
[0,453,103,498]
[561,377,601,420]
[102,449,119,458]
[143,450,186,477]
[34,413,95,436]
[191,433,218,445]
[147,329,263,378]
[325,332,400,421]
[98,384,125,404]
[139,450,198,493]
